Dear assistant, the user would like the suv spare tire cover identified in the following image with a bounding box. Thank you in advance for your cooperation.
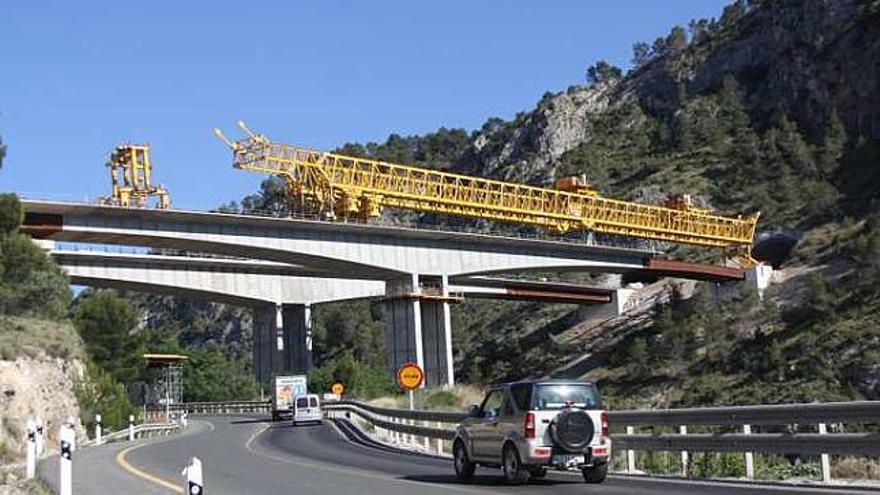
[550,410,594,452]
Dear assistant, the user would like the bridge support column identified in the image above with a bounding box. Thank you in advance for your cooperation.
[252,304,283,386]
[253,303,314,385]
[384,275,454,388]
[281,303,313,373]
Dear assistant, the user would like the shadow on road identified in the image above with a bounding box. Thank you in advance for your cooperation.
[229,417,274,425]
[400,473,582,487]
[331,418,451,460]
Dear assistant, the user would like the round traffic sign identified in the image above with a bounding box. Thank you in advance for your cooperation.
[396,362,424,390]
[330,381,345,396]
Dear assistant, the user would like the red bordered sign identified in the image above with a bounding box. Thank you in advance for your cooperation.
[396,362,424,390]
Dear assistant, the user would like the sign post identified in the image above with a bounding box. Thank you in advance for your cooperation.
[396,362,424,444]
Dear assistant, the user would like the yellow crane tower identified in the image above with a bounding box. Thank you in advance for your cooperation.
[214,121,760,264]
[101,144,171,209]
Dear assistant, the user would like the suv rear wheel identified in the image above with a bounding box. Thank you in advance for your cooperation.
[502,443,530,485]
[453,440,475,481]
[582,463,608,483]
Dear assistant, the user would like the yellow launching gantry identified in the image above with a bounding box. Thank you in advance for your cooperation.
[214,121,760,265]
[101,144,171,209]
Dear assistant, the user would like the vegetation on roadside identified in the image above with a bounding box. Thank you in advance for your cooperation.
[75,363,140,431]
[308,352,395,400]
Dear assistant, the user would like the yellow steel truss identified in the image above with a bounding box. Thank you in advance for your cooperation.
[101,144,171,209]
[215,122,759,255]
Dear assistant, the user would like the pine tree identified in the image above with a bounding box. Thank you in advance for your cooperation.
[0,193,22,235]
[778,116,817,177]
[666,26,688,52]
[688,19,710,44]
[72,291,144,385]
[651,37,668,58]
[717,76,751,133]
[721,0,748,29]
[819,111,847,177]
[631,42,651,68]
[586,60,622,85]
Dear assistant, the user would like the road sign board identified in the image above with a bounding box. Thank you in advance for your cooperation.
[330,381,345,396]
[396,362,424,390]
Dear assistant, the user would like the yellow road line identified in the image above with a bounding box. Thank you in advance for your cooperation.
[115,443,183,493]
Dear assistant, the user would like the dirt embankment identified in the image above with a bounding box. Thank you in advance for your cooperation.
[0,317,87,494]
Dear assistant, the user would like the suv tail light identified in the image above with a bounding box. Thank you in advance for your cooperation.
[524,412,536,439]
[600,411,609,438]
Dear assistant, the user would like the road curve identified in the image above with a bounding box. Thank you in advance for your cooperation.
[48,415,880,495]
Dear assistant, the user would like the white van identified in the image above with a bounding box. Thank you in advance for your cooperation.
[293,394,322,426]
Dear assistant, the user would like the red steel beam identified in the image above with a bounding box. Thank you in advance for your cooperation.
[642,257,745,282]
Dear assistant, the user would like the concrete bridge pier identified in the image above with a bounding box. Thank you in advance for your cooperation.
[252,303,314,386]
[282,303,314,373]
[384,275,454,388]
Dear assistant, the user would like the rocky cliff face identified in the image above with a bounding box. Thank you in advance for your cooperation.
[660,0,879,139]
[464,81,620,184]
[459,0,879,186]
[0,356,85,456]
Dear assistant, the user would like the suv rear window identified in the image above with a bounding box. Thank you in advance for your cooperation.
[534,384,601,410]
[510,384,532,411]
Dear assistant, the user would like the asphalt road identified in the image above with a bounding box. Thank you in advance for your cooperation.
[44,415,880,495]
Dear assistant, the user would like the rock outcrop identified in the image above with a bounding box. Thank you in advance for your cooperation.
[0,356,85,455]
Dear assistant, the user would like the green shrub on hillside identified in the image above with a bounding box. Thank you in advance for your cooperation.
[76,363,139,431]
[308,352,396,399]
[183,347,258,402]
[72,291,143,385]
[0,193,71,319]
[0,193,22,235]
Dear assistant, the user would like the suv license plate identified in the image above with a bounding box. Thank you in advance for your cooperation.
[553,454,585,466]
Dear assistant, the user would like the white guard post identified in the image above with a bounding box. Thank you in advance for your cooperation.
[26,419,36,479]
[182,456,204,494]
[35,418,45,456]
[128,414,135,441]
[59,419,76,495]
[95,414,103,445]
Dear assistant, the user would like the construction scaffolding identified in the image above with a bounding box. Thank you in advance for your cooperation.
[143,353,187,422]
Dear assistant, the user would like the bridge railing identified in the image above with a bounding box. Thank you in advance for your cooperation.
[324,399,880,483]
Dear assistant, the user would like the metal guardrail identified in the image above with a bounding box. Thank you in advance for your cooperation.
[333,400,467,423]
[615,432,880,456]
[324,399,880,457]
[147,401,270,416]
[326,403,457,441]
[82,422,182,447]
[608,400,880,426]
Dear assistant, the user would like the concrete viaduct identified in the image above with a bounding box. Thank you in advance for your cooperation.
[22,200,749,387]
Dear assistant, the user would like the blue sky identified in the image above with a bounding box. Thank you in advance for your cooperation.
[1,0,730,210]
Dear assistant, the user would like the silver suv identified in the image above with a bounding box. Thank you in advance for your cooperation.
[452,380,610,484]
